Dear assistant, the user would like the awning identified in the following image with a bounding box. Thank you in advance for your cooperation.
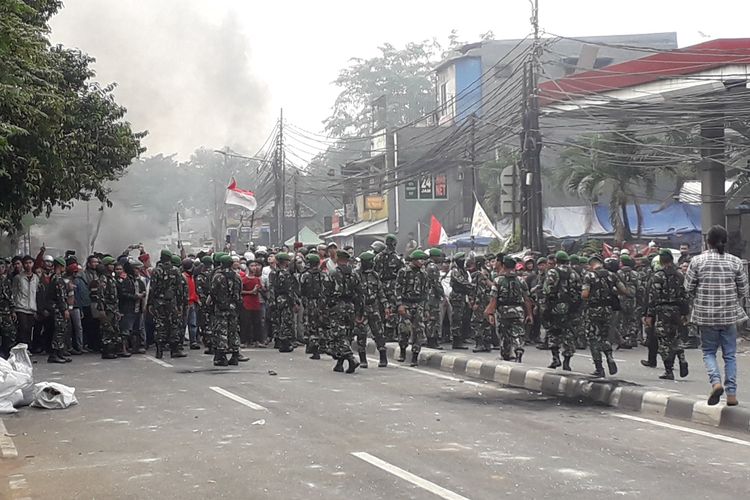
[679,180,735,205]
[543,206,609,239]
[284,226,323,246]
[324,218,388,239]
[594,203,701,236]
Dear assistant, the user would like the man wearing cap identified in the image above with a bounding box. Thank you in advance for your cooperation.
[46,257,73,363]
[324,250,362,373]
[300,254,327,360]
[542,251,582,370]
[196,256,214,353]
[12,255,39,348]
[616,255,641,349]
[354,251,389,367]
[486,256,533,363]
[645,249,690,381]
[0,259,17,358]
[395,250,429,366]
[424,249,445,349]
[582,255,630,377]
[210,254,247,366]
[97,256,122,360]
[268,252,299,353]
[374,234,404,342]
[149,250,187,359]
[449,252,472,350]
[470,255,494,353]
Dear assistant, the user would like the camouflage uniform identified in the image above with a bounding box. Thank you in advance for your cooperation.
[300,266,327,354]
[324,262,362,360]
[373,248,403,340]
[355,266,388,354]
[47,272,70,352]
[616,265,640,348]
[210,267,242,355]
[0,273,16,357]
[542,264,581,364]
[582,267,620,375]
[195,266,213,348]
[268,265,299,351]
[149,261,183,349]
[395,263,429,357]
[175,266,188,347]
[471,267,495,351]
[449,265,472,347]
[646,265,689,375]
[494,271,530,361]
[424,260,444,346]
[97,271,121,350]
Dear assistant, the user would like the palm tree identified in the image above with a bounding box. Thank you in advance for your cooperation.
[555,130,661,243]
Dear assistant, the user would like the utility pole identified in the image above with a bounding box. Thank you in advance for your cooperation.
[293,172,300,245]
[273,109,285,245]
[470,113,477,250]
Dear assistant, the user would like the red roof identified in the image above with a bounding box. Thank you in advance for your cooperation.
[539,38,750,106]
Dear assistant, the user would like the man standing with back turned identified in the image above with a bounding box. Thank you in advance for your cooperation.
[685,225,749,406]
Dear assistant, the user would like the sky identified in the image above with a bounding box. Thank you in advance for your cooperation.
[48,0,750,160]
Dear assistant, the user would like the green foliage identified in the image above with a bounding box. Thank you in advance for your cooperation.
[0,0,144,232]
[479,147,520,218]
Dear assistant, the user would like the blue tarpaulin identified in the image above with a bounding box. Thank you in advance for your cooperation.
[594,203,701,236]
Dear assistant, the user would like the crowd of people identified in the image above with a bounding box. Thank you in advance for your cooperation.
[0,226,745,405]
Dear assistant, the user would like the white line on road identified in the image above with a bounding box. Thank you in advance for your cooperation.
[143,356,173,368]
[209,386,267,411]
[352,451,471,500]
[367,357,517,393]
[612,413,750,447]
[0,419,18,458]
[574,353,625,362]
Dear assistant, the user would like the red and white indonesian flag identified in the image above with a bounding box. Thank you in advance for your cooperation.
[225,178,257,211]
[427,215,449,246]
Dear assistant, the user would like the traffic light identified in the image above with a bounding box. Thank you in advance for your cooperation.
[500,164,520,215]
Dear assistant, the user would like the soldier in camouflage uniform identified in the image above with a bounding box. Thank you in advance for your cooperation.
[542,251,582,371]
[582,256,630,377]
[470,255,494,353]
[98,257,122,360]
[568,255,588,350]
[170,254,188,351]
[325,250,362,373]
[268,253,299,353]
[395,250,429,366]
[354,251,389,368]
[148,250,187,359]
[300,253,327,360]
[373,234,403,341]
[195,256,214,354]
[487,256,532,363]
[616,255,640,349]
[0,259,16,359]
[424,248,445,349]
[645,249,690,380]
[210,254,247,366]
[46,258,72,363]
[449,252,472,350]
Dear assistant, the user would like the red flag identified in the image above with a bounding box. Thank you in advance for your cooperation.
[225,178,257,211]
[427,215,448,246]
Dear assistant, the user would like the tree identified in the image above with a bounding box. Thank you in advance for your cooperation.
[555,130,663,243]
[479,147,520,218]
[0,0,144,232]
[323,40,441,138]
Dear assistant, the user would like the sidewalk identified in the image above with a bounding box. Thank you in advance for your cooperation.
[368,338,750,433]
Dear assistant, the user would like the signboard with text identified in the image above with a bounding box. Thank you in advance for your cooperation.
[405,174,448,200]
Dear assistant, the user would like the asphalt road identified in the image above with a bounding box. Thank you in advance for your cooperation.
[1,348,749,499]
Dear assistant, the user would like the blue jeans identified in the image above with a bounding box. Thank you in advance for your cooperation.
[185,304,198,344]
[700,324,738,396]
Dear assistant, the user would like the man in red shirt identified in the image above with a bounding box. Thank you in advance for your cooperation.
[241,261,264,347]
[182,259,201,350]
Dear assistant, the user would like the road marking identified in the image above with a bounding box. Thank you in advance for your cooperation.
[209,386,267,411]
[368,357,517,393]
[0,419,18,458]
[144,356,173,368]
[352,451,471,500]
[612,413,750,447]
[574,353,625,362]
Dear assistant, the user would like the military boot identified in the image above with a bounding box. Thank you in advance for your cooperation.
[358,351,368,369]
[309,344,321,360]
[659,357,675,380]
[345,354,360,373]
[48,350,67,363]
[378,349,388,368]
[451,339,469,350]
[605,351,618,375]
[409,350,419,367]
[397,346,406,362]
[591,361,606,378]
[677,352,689,378]
[279,339,294,353]
[204,346,214,355]
[333,358,345,372]
[562,356,572,371]
[213,351,228,367]
[101,345,117,360]
[228,352,240,366]
[236,351,249,362]
[548,347,562,369]
[514,349,524,363]
[170,344,187,358]
[305,342,313,354]
[155,344,164,359]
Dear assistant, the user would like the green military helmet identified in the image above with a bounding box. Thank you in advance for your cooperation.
[454,251,466,261]
[536,257,547,266]
[569,254,579,265]
[201,255,213,265]
[219,254,233,266]
[101,256,116,265]
[385,233,397,244]
[276,252,291,262]
[359,251,375,262]
[503,256,516,268]
[160,249,172,260]
[409,249,428,261]
[336,250,351,260]
[53,257,66,267]
[428,248,443,258]
[371,241,386,253]
[555,250,570,262]
[659,248,674,263]
[171,254,182,266]
[306,253,321,264]
[621,255,635,267]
